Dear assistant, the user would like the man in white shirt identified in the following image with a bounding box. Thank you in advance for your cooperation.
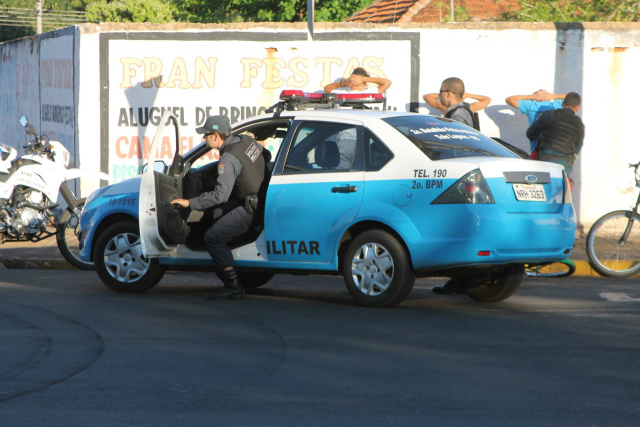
[324,67,392,94]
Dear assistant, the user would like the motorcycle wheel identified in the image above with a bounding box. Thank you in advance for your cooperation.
[56,198,95,270]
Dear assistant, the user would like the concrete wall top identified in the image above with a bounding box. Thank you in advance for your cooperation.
[77,21,640,32]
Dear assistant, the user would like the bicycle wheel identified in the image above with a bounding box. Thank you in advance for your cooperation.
[525,259,576,278]
[586,210,640,278]
[56,198,95,271]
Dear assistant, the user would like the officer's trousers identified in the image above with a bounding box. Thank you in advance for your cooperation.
[203,205,253,269]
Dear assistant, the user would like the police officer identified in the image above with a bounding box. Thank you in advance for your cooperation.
[526,92,585,177]
[171,115,267,300]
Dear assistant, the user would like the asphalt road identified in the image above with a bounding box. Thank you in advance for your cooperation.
[0,270,639,427]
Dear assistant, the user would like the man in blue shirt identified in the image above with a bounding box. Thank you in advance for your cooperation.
[506,89,566,157]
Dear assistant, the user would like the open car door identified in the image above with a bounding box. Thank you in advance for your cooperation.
[139,111,189,257]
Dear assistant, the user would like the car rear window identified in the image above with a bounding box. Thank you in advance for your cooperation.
[382,115,520,160]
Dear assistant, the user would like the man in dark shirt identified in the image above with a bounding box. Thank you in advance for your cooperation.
[526,92,585,177]
[171,115,267,300]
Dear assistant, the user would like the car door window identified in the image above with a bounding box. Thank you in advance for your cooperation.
[364,128,394,171]
[284,122,358,174]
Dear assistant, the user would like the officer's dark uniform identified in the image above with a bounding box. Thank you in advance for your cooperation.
[189,132,266,299]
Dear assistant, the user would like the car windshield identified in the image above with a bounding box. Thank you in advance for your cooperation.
[382,115,519,160]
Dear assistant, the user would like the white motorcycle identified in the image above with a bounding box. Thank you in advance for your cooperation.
[0,116,109,270]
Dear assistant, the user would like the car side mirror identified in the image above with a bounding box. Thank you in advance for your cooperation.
[153,160,168,173]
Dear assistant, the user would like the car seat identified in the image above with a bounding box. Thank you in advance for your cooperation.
[315,140,340,169]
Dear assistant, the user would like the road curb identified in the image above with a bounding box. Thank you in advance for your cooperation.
[573,260,601,277]
[0,256,612,278]
[0,258,74,270]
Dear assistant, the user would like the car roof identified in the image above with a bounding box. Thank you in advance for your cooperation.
[232,109,425,129]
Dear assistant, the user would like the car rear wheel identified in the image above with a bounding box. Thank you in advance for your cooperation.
[343,230,415,308]
[238,272,275,290]
[95,221,166,293]
[464,263,525,302]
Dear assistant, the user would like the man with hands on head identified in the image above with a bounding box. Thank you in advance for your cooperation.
[324,67,392,94]
[171,115,268,301]
[505,89,566,157]
[423,77,490,131]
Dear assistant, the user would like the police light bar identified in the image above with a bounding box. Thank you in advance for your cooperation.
[333,93,384,104]
[278,90,384,108]
[280,90,324,102]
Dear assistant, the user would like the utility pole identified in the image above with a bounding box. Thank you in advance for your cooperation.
[307,0,314,42]
[450,0,454,22]
[36,0,42,34]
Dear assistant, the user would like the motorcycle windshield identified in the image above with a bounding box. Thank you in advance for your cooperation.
[0,143,13,161]
[0,143,16,163]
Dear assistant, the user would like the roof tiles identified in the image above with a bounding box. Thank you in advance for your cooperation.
[346,0,522,23]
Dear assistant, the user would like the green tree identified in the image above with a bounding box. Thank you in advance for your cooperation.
[0,0,89,42]
[176,0,377,23]
[502,0,640,22]
[85,0,177,22]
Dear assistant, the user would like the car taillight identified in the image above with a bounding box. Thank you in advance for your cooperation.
[563,171,573,204]
[432,169,495,204]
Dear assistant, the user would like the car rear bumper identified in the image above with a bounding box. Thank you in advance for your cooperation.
[405,203,576,270]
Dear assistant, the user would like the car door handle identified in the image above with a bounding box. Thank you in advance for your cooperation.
[332,185,358,193]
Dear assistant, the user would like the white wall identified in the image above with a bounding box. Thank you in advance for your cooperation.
[2,22,639,230]
[0,36,42,153]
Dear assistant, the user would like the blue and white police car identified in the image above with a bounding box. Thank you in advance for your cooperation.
[79,91,576,307]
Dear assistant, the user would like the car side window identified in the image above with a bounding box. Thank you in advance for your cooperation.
[284,122,358,174]
[364,128,393,171]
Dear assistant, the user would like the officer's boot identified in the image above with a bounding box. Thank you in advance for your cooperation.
[206,267,244,300]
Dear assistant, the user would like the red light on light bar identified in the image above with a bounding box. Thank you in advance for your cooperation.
[477,251,491,256]
[280,90,325,102]
[280,90,305,99]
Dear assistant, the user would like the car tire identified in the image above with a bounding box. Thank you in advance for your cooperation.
[343,230,415,308]
[464,263,525,302]
[94,221,166,293]
[238,272,275,290]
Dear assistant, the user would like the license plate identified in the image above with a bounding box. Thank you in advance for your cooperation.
[513,183,546,201]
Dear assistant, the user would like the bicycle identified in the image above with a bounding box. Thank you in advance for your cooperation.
[586,161,640,278]
[525,259,576,278]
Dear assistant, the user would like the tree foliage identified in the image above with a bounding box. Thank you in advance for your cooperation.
[0,0,85,42]
[85,0,178,23]
[502,0,640,22]
[176,0,377,23]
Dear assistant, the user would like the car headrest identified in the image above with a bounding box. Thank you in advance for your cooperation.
[315,140,340,169]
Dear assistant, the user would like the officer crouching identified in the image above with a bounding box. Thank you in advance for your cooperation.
[171,115,268,300]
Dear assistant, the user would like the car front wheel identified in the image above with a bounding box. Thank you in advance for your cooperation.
[94,221,166,293]
[343,230,415,308]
